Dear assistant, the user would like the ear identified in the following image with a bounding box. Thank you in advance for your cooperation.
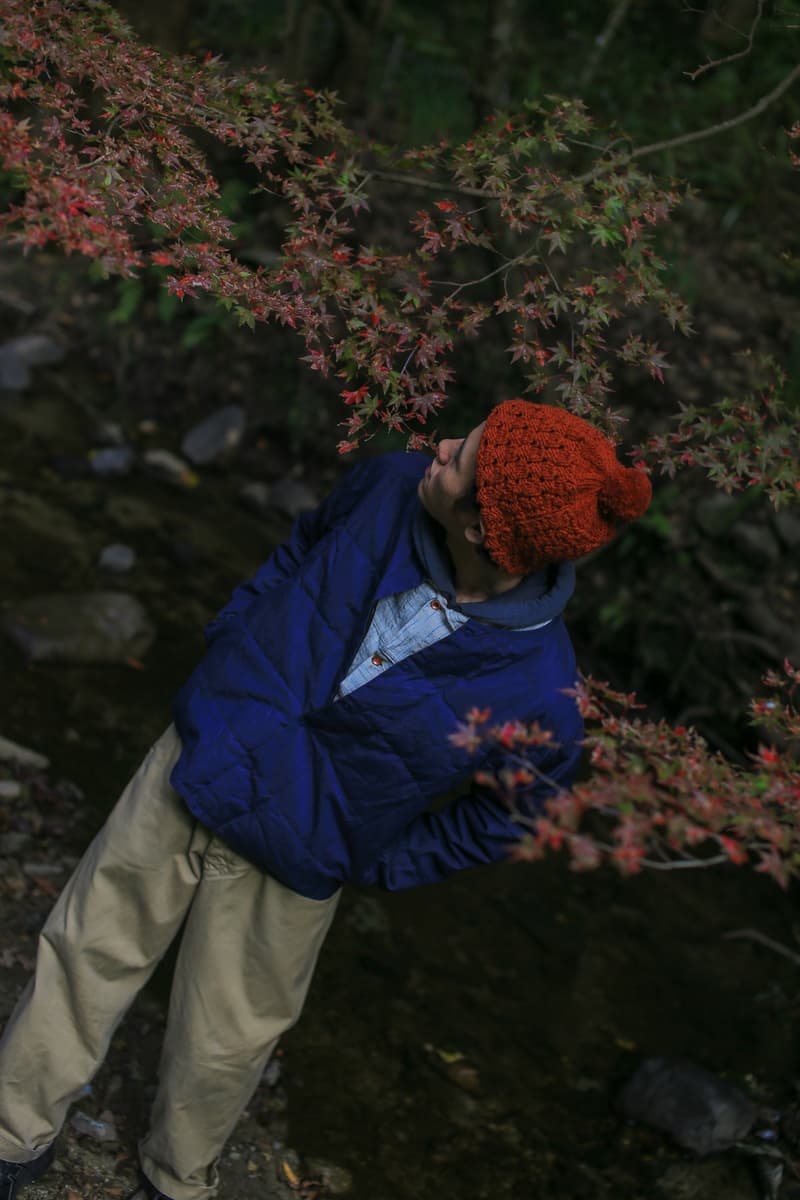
[463,515,487,547]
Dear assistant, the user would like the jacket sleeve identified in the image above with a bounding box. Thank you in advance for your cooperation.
[353,735,584,891]
[203,461,373,640]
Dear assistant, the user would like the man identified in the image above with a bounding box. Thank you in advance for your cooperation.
[0,400,651,1199]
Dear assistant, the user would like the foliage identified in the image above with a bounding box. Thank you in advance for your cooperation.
[450,658,800,889]
[1,0,799,893]
[2,0,798,506]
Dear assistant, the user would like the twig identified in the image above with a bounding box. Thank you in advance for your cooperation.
[372,170,491,199]
[375,60,800,202]
[639,853,729,870]
[626,60,800,161]
[684,0,766,81]
[723,927,800,966]
[580,0,635,89]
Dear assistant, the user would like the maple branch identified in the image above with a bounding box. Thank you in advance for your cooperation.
[638,852,729,870]
[580,0,636,89]
[372,169,491,199]
[684,0,766,81]
[723,927,800,966]
[377,60,800,206]
[627,58,800,159]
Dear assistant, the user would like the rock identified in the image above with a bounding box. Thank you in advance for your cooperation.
[165,538,206,568]
[239,481,271,516]
[0,780,22,800]
[181,405,247,466]
[142,448,198,489]
[0,831,31,856]
[91,422,126,448]
[655,1157,760,1200]
[268,476,318,519]
[2,592,155,665]
[104,495,162,532]
[303,1158,353,1196]
[89,446,136,478]
[773,510,800,551]
[23,862,65,877]
[344,895,391,936]
[69,1110,118,1144]
[6,333,65,367]
[47,454,92,481]
[97,544,136,573]
[0,736,49,769]
[618,1057,756,1156]
[730,522,781,566]
[0,345,30,391]
[257,1060,278,1089]
[694,494,741,537]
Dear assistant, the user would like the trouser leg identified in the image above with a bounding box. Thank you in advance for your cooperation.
[0,725,194,1160]
[139,850,340,1200]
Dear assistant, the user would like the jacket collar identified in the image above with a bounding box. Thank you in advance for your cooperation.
[412,505,575,628]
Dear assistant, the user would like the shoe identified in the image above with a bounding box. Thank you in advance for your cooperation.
[126,1174,177,1200]
[0,1144,55,1199]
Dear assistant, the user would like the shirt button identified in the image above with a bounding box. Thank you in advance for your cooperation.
[371,653,384,666]
[430,599,442,611]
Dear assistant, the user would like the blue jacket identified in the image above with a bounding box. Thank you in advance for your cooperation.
[170,452,584,899]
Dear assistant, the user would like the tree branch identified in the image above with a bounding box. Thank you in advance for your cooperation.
[580,0,636,89]
[723,926,800,966]
[684,0,766,81]
[625,59,800,161]
[375,59,800,204]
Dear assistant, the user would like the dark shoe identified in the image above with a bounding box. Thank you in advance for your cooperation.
[126,1173,177,1200]
[0,1145,55,1199]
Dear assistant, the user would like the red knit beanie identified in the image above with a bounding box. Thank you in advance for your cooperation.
[475,400,652,574]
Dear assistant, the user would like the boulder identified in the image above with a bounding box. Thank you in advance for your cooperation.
[3,592,155,665]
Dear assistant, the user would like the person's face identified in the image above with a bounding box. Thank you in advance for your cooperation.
[417,421,486,536]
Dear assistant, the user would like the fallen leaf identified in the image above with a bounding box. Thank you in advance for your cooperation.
[281,1159,300,1188]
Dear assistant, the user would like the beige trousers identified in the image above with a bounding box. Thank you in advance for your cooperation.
[0,725,341,1200]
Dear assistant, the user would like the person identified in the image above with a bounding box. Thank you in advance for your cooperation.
[0,399,651,1200]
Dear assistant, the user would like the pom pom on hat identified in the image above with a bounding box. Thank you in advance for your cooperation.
[475,399,652,575]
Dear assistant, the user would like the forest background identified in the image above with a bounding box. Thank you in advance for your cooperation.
[1,2,800,1199]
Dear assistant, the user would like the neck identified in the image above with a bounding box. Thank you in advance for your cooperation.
[445,533,523,603]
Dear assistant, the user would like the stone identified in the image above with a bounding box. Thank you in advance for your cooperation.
[239,481,271,516]
[344,895,391,936]
[91,422,126,447]
[104,495,163,532]
[694,493,741,537]
[47,454,92,481]
[0,831,31,856]
[262,1060,281,1088]
[730,522,781,566]
[2,592,155,665]
[181,405,247,466]
[6,333,65,367]
[618,1057,756,1156]
[97,544,136,573]
[89,446,136,478]
[69,1110,118,1144]
[268,476,318,519]
[655,1158,759,1200]
[142,448,198,489]
[0,736,49,769]
[773,509,800,551]
[0,345,30,391]
[303,1158,353,1196]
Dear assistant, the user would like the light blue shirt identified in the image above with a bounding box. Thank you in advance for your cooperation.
[337,580,552,700]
